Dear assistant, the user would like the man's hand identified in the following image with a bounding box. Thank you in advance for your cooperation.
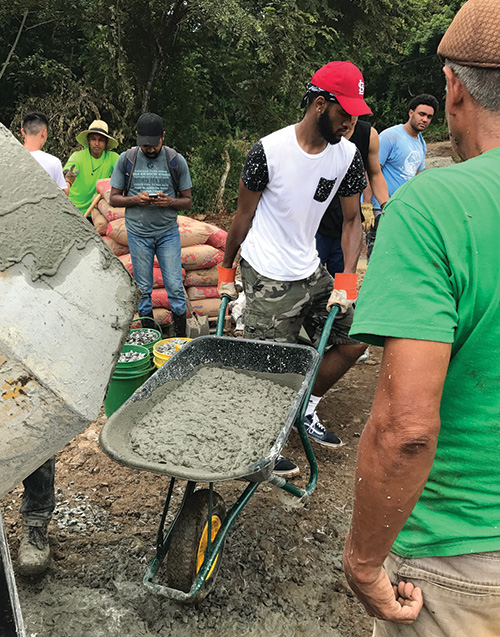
[150,192,175,207]
[327,272,357,313]
[63,164,79,187]
[327,289,352,313]
[134,191,154,206]
[361,203,375,232]
[218,264,238,300]
[343,561,423,624]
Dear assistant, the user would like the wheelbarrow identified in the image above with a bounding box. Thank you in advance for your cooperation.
[100,295,339,602]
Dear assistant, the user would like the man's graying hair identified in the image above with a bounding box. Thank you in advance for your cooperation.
[447,60,500,112]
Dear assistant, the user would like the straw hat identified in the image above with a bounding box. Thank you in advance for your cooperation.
[438,0,500,68]
[76,120,118,150]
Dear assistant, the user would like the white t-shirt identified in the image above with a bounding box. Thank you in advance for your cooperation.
[240,125,365,280]
[30,150,67,189]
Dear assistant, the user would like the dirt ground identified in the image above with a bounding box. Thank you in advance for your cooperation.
[1,142,454,636]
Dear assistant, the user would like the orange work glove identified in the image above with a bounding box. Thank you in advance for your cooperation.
[218,265,238,300]
[326,273,358,313]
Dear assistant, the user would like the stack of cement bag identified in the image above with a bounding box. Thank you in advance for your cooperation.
[93,179,227,326]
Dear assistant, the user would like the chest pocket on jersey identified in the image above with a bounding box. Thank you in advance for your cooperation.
[314,177,337,202]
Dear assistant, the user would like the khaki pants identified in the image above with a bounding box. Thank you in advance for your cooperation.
[373,551,500,637]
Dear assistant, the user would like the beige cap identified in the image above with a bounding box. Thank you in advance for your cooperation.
[438,0,500,68]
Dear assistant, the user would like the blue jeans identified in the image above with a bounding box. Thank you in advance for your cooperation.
[127,227,186,316]
[315,233,344,276]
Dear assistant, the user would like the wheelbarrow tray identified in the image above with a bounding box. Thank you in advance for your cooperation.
[100,335,321,483]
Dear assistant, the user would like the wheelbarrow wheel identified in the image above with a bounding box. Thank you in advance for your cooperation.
[165,489,226,601]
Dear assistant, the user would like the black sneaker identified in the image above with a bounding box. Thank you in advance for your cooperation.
[273,455,300,478]
[303,412,343,448]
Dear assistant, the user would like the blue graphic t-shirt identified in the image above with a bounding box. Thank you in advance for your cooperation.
[373,124,426,208]
[110,148,192,238]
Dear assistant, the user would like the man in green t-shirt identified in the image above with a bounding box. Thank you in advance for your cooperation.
[342,1,500,635]
[64,119,119,215]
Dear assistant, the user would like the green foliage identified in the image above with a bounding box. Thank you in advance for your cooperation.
[1,0,468,212]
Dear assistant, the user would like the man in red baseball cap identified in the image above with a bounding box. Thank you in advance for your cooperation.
[218,61,371,478]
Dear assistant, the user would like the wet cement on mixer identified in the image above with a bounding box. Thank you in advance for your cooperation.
[129,366,301,474]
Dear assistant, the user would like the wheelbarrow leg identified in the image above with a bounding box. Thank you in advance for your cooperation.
[0,510,26,637]
[156,479,196,560]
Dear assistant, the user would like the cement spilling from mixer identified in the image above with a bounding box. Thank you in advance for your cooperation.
[129,367,298,474]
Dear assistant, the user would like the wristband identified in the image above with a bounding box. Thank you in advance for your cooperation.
[217,264,236,283]
[334,273,357,300]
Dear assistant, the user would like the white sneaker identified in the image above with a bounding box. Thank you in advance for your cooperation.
[356,347,370,363]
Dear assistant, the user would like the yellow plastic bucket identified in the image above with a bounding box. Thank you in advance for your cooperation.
[153,338,192,369]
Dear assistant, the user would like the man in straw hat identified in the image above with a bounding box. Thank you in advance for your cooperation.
[342,0,500,634]
[64,119,119,215]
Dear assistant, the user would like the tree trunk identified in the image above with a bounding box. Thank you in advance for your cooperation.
[215,149,231,213]
[0,10,28,82]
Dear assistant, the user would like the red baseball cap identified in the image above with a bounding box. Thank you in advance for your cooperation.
[311,61,372,116]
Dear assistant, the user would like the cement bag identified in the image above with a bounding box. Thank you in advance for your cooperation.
[186,285,219,300]
[151,287,171,309]
[183,265,219,287]
[96,179,112,202]
[98,198,125,221]
[177,216,210,247]
[102,236,129,257]
[203,223,227,250]
[106,218,128,247]
[190,298,221,317]
[153,308,172,326]
[91,208,108,235]
[181,245,224,270]
[118,253,133,274]
[132,309,172,327]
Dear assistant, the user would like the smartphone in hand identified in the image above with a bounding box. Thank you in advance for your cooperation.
[148,193,160,199]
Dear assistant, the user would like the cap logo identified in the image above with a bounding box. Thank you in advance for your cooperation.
[358,79,365,96]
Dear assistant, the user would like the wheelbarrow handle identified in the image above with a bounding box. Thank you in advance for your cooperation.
[316,305,340,357]
[216,295,230,336]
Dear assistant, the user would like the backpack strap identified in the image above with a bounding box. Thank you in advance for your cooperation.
[164,146,180,195]
[124,146,139,195]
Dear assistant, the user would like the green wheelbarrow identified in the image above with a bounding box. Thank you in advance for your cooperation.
[100,296,339,602]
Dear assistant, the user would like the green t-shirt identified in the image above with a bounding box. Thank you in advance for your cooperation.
[64,148,118,214]
[351,147,500,558]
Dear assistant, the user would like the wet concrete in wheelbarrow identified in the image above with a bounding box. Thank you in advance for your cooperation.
[1,348,381,637]
[129,367,299,475]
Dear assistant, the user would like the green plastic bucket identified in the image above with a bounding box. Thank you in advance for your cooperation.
[115,344,151,372]
[104,344,152,417]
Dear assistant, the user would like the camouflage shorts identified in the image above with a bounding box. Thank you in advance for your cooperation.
[240,259,360,347]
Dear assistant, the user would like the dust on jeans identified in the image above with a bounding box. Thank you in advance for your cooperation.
[129,367,298,475]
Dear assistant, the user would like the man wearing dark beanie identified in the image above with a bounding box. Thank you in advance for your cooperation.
[343,1,500,634]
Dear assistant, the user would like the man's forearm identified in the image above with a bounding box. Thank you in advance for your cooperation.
[168,196,192,211]
[341,216,362,273]
[110,192,136,208]
[221,211,253,268]
[345,411,438,579]
[369,172,389,209]
[344,339,449,579]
